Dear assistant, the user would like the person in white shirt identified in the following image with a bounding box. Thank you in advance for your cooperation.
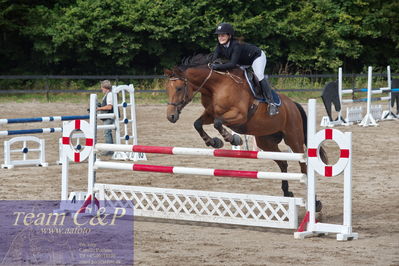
[96,80,114,155]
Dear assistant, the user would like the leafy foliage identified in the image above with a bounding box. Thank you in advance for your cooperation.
[0,0,397,74]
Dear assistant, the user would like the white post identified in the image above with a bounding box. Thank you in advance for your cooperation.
[307,98,317,233]
[112,86,122,146]
[2,140,12,168]
[61,129,69,201]
[122,89,129,144]
[294,99,318,239]
[359,66,378,127]
[39,138,48,167]
[337,67,343,122]
[382,66,398,119]
[130,85,138,146]
[87,94,98,198]
[337,131,358,240]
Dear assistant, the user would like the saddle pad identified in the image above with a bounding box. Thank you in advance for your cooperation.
[242,67,281,106]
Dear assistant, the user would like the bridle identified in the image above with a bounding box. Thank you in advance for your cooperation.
[167,69,213,110]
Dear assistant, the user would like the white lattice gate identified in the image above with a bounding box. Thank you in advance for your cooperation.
[95,183,305,229]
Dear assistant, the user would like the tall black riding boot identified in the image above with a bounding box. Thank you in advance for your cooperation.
[260,79,279,115]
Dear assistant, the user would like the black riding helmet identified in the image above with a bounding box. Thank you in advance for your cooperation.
[214,22,234,36]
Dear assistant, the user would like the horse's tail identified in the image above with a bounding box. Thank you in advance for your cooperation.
[294,102,329,164]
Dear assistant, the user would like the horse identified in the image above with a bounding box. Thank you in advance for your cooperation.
[164,54,327,209]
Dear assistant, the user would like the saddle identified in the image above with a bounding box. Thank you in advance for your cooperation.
[240,66,281,106]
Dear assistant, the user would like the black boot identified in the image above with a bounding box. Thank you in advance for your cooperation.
[260,79,279,116]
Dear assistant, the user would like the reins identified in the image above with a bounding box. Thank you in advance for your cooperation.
[167,66,244,110]
[212,68,243,84]
[167,69,213,108]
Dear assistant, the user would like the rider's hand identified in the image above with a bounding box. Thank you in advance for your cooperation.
[209,63,220,70]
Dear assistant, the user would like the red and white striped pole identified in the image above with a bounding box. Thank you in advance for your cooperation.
[95,144,305,162]
[94,161,306,181]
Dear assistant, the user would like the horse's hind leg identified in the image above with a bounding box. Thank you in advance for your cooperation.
[213,118,243,146]
[194,112,224,148]
[255,135,293,197]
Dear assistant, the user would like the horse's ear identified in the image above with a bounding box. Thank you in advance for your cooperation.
[164,69,173,77]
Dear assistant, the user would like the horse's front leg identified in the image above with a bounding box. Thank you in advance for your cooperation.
[194,113,224,148]
[213,118,243,146]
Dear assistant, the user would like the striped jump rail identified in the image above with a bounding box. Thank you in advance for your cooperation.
[0,127,63,136]
[342,96,391,104]
[342,87,399,94]
[94,144,307,182]
[94,161,306,182]
[0,113,114,125]
[0,124,115,136]
[95,144,306,162]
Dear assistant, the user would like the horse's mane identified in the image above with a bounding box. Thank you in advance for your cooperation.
[177,53,213,71]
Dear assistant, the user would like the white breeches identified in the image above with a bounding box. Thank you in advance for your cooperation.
[252,51,267,81]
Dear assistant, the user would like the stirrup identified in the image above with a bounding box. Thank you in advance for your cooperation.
[268,103,279,116]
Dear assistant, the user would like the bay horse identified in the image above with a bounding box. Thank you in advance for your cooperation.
[164,55,326,209]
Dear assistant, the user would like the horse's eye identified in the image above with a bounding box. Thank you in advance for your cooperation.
[176,86,184,92]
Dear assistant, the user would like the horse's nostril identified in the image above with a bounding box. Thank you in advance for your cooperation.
[167,114,178,123]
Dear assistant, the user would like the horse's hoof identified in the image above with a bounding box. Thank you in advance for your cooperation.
[316,200,323,212]
[231,134,243,146]
[211,137,224,148]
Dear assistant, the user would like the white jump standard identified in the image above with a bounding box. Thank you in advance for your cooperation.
[321,65,398,127]
[111,84,146,161]
[1,136,48,169]
[1,84,146,169]
[60,94,358,241]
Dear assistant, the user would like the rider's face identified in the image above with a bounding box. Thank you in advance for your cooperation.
[218,34,230,45]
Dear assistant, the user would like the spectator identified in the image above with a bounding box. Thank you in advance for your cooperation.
[96,80,114,156]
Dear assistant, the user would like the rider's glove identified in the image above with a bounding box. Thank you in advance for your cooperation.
[209,63,220,70]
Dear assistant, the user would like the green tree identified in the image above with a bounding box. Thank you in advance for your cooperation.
[1,0,397,74]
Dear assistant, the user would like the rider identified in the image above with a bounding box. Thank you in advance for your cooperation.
[210,22,278,116]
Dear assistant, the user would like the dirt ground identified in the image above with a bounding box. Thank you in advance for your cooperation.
[1,99,398,266]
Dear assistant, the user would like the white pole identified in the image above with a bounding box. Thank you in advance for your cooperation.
[359,66,377,126]
[40,139,47,167]
[387,65,391,103]
[366,66,372,116]
[97,124,116,130]
[338,67,343,121]
[337,131,358,240]
[384,66,397,119]
[130,84,138,146]
[112,86,122,145]
[307,99,316,232]
[294,98,317,239]
[122,89,129,144]
[343,132,352,228]
[61,122,69,201]
[97,113,115,119]
[87,94,98,198]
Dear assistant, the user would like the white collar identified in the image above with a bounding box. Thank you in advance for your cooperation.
[223,41,230,48]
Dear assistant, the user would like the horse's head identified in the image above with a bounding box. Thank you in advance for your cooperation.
[164,68,193,123]
[164,54,214,123]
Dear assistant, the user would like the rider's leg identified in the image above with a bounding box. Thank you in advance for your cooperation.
[252,51,279,116]
[260,79,279,115]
